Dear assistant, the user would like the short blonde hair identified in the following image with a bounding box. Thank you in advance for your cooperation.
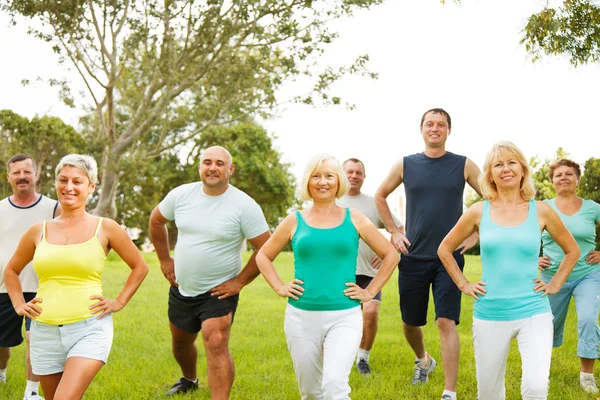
[55,154,99,185]
[299,154,349,201]
[478,141,535,201]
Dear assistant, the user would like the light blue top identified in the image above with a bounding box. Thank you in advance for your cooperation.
[159,182,268,296]
[541,198,600,281]
[474,199,551,321]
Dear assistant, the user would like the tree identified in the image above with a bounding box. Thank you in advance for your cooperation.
[529,147,570,200]
[0,109,86,199]
[521,0,600,66]
[2,0,381,218]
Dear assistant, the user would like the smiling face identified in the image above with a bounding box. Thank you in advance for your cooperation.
[198,147,235,191]
[308,161,339,202]
[7,158,38,197]
[490,150,524,190]
[56,165,95,207]
[343,160,365,194]
[420,111,450,148]
[551,165,579,196]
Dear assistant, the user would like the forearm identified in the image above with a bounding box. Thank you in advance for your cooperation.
[374,196,400,234]
[438,246,469,289]
[548,250,579,289]
[115,264,149,307]
[365,250,399,294]
[236,250,261,286]
[4,269,26,308]
[256,252,285,292]
[149,222,172,262]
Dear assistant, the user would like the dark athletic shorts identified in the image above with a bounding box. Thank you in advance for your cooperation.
[355,275,382,302]
[168,287,239,334]
[399,252,465,326]
[0,292,36,347]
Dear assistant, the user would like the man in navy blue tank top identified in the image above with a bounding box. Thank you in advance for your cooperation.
[375,108,482,400]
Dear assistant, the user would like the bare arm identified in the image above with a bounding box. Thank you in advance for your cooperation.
[91,219,149,319]
[256,214,304,300]
[438,203,486,300]
[3,224,43,319]
[210,230,271,299]
[149,206,176,286]
[344,210,399,302]
[456,158,483,254]
[375,159,411,254]
[534,202,580,295]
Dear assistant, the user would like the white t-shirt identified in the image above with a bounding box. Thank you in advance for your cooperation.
[0,195,58,293]
[159,182,268,296]
[338,193,400,277]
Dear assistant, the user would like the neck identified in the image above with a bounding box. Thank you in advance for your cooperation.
[494,188,526,205]
[10,191,40,207]
[424,146,446,158]
[347,188,361,196]
[57,207,89,221]
[203,183,229,196]
[555,191,580,204]
[311,199,338,212]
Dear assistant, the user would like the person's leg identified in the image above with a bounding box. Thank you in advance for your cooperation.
[38,373,63,400]
[322,307,362,399]
[436,318,459,392]
[517,313,553,400]
[541,272,572,349]
[25,329,42,397]
[472,318,513,400]
[0,293,27,381]
[284,305,325,400]
[572,271,600,372]
[51,357,104,400]
[360,300,379,352]
[170,322,199,381]
[0,347,9,370]
[201,314,234,400]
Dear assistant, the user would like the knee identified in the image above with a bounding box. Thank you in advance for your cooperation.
[322,378,349,400]
[521,377,548,399]
[362,304,379,320]
[436,317,456,333]
[204,331,229,354]
[578,313,599,331]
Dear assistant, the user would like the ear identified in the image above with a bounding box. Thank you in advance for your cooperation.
[229,163,235,175]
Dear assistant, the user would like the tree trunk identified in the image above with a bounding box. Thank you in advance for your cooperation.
[92,148,121,219]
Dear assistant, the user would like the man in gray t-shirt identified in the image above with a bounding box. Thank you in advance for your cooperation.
[338,158,402,375]
[150,146,270,398]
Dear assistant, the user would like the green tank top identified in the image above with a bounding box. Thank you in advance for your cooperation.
[289,208,360,311]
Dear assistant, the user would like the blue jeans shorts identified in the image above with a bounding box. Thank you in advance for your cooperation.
[542,269,600,359]
[30,314,114,375]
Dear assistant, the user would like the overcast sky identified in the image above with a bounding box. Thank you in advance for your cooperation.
[0,0,598,215]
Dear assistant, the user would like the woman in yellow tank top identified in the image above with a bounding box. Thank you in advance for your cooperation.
[3,154,148,400]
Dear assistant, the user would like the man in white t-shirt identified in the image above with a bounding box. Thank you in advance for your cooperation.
[338,158,402,375]
[0,154,59,400]
[149,146,270,399]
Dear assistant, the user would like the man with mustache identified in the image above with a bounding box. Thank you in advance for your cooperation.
[150,146,270,399]
[0,154,59,400]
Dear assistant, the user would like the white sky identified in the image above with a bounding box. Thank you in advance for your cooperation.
[0,0,598,215]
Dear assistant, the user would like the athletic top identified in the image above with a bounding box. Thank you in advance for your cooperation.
[0,195,58,293]
[159,182,268,296]
[475,200,551,321]
[403,152,466,260]
[289,208,360,311]
[541,198,600,281]
[337,193,400,277]
[33,218,106,325]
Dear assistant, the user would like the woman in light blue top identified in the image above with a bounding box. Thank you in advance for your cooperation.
[256,154,398,400]
[438,142,579,400]
[539,159,600,394]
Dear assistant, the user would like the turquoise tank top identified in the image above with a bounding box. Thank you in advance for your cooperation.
[289,208,360,311]
[474,200,551,321]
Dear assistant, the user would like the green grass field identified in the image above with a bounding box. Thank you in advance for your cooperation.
[2,253,597,399]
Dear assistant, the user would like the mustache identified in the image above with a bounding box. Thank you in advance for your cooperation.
[16,179,30,184]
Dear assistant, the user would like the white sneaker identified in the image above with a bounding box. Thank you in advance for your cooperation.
[581,375,599,393]
[23,392,44,400]
[0,375,6,384]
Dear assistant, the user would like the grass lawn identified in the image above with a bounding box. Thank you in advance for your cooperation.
[2,253,597,399]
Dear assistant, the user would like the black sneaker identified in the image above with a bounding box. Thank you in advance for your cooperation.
[166,377,199,395]
[356,358,371,374]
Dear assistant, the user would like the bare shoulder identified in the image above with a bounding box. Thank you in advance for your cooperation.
[464,201,484,221]
[536,201,555,219]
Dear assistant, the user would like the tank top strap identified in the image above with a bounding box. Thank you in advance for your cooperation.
[42,220,48,240]
[94,218,104,237]
[527,199,537,222]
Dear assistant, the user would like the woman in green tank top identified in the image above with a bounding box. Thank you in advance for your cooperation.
[256,154,398,400]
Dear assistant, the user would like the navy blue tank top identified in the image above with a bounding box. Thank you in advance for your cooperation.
[403,152,466,260]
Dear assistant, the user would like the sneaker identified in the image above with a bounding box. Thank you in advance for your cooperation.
[0,375,5,384]
[581,375,599,393]
[441,396,453,400]
[166,377,199,395]
[24,393,44,400]
[412,353,436,385]
[356,358,371,375]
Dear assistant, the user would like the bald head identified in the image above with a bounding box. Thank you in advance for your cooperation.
[198,146,235,195]
[200,146,233,166]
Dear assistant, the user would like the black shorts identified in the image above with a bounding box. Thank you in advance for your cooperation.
[398,252,464,326]
[355,275,382,302]
[168,287,239,334]
[0,292,36,347]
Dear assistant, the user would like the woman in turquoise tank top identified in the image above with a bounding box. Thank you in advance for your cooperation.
[3,154,148,400]
[438,142,579,400]
[256,154,398,400]
[538,159,600,394]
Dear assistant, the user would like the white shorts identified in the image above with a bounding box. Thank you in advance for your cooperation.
[30,314,114,375]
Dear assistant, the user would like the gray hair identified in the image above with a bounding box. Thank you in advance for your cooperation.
[55,154,99,185]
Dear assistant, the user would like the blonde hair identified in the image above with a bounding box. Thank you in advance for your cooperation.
[478,141,535,201]
[299,154,349,201]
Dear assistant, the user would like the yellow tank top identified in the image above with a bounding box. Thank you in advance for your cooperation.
[33,218,107,325]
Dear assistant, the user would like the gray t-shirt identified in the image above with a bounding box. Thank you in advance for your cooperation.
[338,193,400,277]
[159,182,268,296]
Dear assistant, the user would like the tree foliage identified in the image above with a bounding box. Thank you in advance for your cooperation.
[0,109,86,199]
[1,0,381,218]
[522,0,600,66]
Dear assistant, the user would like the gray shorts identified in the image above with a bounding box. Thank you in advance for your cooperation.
[355,275,382,302]
[30,314,113,375]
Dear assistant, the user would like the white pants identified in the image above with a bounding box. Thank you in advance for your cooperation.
[473,312,553,400]
[284,304,362,400]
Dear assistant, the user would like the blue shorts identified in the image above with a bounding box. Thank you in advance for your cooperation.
[30,314,114,375]
[399,252,464,326]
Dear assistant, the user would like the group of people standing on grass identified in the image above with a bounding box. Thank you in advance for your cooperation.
[0,108,598,400]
